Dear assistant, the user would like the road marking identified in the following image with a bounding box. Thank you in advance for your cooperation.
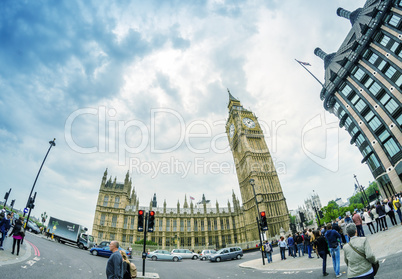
[21,266,27,269]
[381,259,386,263]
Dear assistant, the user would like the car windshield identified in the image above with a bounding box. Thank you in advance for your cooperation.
[88,235,94,242]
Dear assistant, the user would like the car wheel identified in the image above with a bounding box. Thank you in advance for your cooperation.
[236,254,241,259]
[78,243,84,249]
[216,257,221,262]
[202,257,206,261]
[173,257,179,262]
[152,256,157,261]
[192,255,198,260]
[92,250,98,256]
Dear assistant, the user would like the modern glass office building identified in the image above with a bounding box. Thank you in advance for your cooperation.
[315,0,401,197]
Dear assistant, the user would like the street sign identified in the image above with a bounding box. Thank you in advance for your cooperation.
[24,208,29,214]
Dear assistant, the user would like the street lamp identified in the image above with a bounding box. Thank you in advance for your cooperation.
[353,174,370,207]
[249,178,265,265]
[24,138,56,218]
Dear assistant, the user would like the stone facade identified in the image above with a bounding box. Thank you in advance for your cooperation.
[315,0,402,198]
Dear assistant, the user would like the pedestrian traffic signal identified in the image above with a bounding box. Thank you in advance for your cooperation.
[26,196,35,209]
[138,210,144,232]
[260,211,268,231]
[319,210,324,219]
[148,211,155,232]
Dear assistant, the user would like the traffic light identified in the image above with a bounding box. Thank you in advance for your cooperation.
[375,190,379,197]
[138,210,144,232]
[4,192,9,200]
[10,199,15,208]
[27,197,35,209]
[319,210,324,219]
[299,212,306,223]
[260,211,268,231]
[148,211,155,232]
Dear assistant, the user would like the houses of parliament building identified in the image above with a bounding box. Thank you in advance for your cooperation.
[92,93,290,250]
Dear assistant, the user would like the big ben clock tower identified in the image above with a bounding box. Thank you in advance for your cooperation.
[226,90,289,240]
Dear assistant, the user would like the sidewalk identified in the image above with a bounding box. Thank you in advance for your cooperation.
[240,224,402,271]
[0,233,31,266]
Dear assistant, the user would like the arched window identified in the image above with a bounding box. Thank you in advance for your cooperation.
[103,195,109,207]
[114,196,120,208]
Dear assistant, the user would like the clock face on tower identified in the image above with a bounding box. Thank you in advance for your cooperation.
[229,124,235,138]
[242,117,256,128]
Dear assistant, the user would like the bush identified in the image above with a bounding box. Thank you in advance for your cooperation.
[135,239,158,246]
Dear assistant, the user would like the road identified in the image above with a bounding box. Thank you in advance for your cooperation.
[1,220,401,279]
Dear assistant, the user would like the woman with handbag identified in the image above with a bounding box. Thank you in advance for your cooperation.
[344,223,379,279]
[384,199,397,226]
[8,216,24,256]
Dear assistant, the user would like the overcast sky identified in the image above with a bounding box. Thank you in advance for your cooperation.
[0,0,372,233]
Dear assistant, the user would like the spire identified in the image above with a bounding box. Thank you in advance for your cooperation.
[314,47,335,69]
[216,200,220,213]
[228,88,239,102]
[184,195,188,208]
[152,193,157,207]
[337,7,362,26]
[227,89,241,109]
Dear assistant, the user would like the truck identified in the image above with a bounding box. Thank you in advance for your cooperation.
[47,216,94,250]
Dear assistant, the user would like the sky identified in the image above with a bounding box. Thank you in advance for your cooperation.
[0,0,372,233]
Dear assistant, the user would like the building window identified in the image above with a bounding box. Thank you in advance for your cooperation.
[368,116,382,131]
[173,220,177,232]
[129,236,133,243]
[340,84,353,97]
[354,68,365,81]
[130,216,135,229]
[385,66,397,79]
[201,220,204,231]
[367,154,380,171]
[180,220,184,232]
[384,138,400,157]
[187,220,191,232]
[388,14,401,28]
[350,126,358,136]
[368,82,382,96]
[362,145,372,157]
[378,130,390,143]
[159,219,163,231]
[379,35,390,47]
[111,215,117,227]
[356,134,365,146]
[114,196,120,208]
[98,232,103,240]
[345,117,352,129]
[351,94,359,105]
[122,235,126,242]
[355,99,367,112]
[378,60,387,71]
[364,77,374,89]
[368,53,379,64]
[194,219,198,232]
[103,195,109,207]
[364,111,375,122]
[100,214,106,226]
[110,233,115,241]
[397,114,402,126]
[124,216,128,229]
[381,94,399,114]
[166,219,170,232]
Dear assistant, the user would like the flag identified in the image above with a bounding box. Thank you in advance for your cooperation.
[190,196,195,200]
[296,59,311,66]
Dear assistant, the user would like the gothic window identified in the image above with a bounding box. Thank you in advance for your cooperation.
[159,219,163,231]
[130,216,135,229]
[123,216,128,229]
[187,220,191,232]
[111,215,117,227]
[166,219,170,231]
[110,233,115,241]
[201,220,204,231]
[103,195,109,207]
[114,196,120,208]
[173,220,177,232]
[180,220,184,232]
[98,232,103,240]
[100,214,106,226]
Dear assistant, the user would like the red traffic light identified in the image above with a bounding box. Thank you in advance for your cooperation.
[150,211,155,216]
[139,210,144,215]
[260,212,266,217]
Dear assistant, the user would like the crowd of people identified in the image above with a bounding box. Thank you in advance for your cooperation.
[0,210,26,256]
[262,194,401,278]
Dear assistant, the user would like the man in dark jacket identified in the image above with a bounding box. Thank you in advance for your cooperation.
[295,232,304,257]
[0,213,12,250]
[106,241,122,279]
[325,223,342,277]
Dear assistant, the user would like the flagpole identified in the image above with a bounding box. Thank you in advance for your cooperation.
[295,59,324,88]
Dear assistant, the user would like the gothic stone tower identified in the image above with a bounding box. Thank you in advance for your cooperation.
[225,91,290,240]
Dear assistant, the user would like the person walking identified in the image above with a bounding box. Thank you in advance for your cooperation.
[0,213,12,250]
[278,236,287,260]
[344,223,378,279]
[120,250,137,278]
[106,241,123,279]
[287,234,296,258]
[392,195,402,224]
[352,210,365,237]
[325,223,342,278]
[339,219,349,243]
[385,199,397,227]
[304,231,313,258]
[264,241,273,263]
[313,230,330,276]
[8,216,24,256]
[295,232,304,257]
[363,208,375,234]
[371,206,379,233]
[376,201,388,231]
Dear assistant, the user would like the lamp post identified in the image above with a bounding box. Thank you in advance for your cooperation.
[249,178,265,265]
[353,174,370,207]
[24,138,56,217]
[311,191,321,227]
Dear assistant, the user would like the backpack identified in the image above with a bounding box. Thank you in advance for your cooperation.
[396,201,401,209]
[265,243,272,253]
[122,261,131,279]
[304,234,310,243]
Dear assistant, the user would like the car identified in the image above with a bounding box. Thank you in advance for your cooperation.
[147,250,182,262]
[90,246,131,258]
[26,220,41,234]
[199,249,217,261]
[171,249,199,259]
[209,247,243,262]
[96,241,110,248]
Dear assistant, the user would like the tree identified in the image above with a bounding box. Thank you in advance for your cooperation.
[289,214,297,224]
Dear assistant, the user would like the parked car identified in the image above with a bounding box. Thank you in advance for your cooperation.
[90,246,131,258]
[209,247,243,262]
[26,220,41,234]
[199,250,217,261]
[147,250,182,262]
[171,249,199,259]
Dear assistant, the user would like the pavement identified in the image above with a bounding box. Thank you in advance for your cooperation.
[240,224,402,271]
[0,232,32,266]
